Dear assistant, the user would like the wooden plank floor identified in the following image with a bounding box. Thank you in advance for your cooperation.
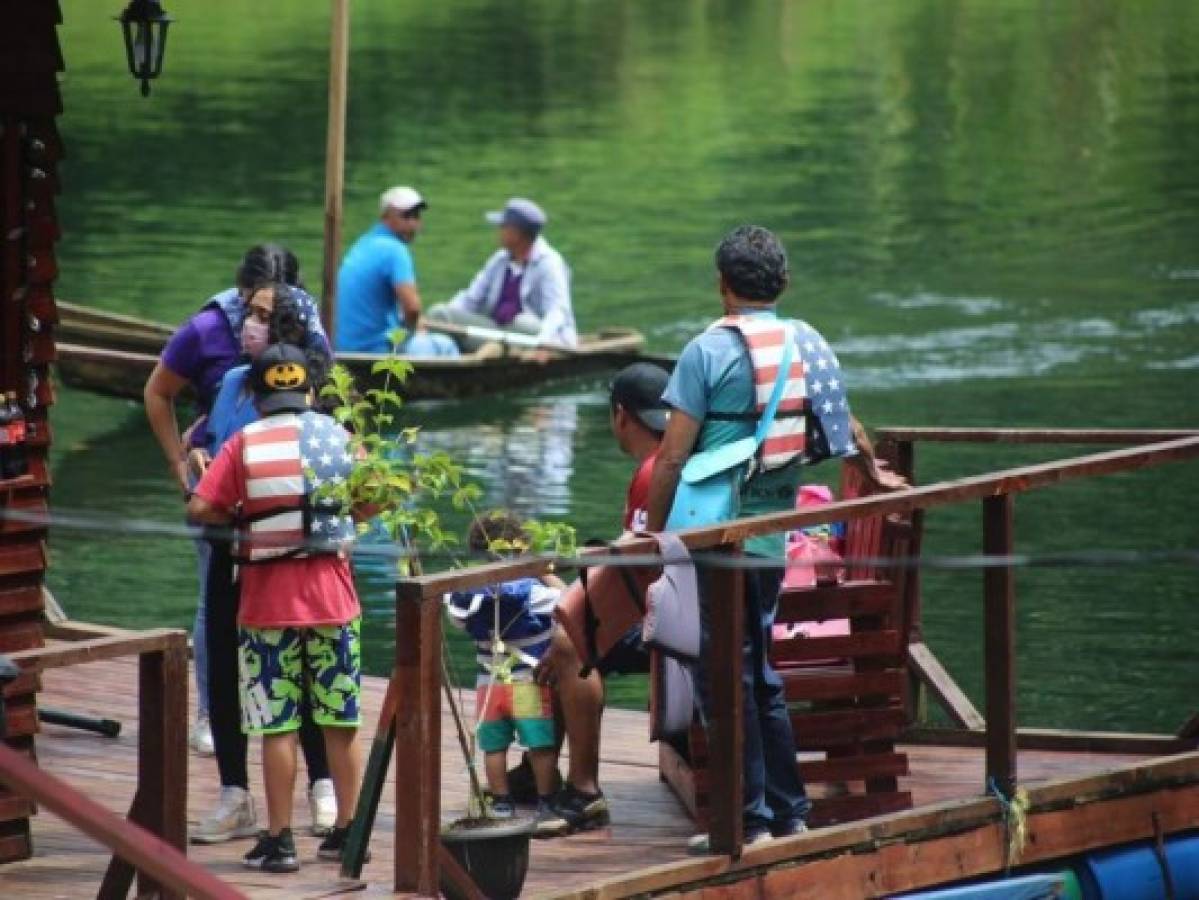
[0,657,1149,898]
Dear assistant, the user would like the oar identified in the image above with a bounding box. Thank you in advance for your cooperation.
[426,320,678,370]
[426,320,578,355]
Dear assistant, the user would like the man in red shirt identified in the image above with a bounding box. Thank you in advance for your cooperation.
[610,363,668,533]
[533,363,670,833]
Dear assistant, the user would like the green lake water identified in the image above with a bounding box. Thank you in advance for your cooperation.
[48,0,1198,731]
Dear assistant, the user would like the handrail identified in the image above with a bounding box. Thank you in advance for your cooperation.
[398,435,1199,599]
[2,631,195,899]
[390,431,1199,889]
[876,427,1199,444]
[0,741,244,900]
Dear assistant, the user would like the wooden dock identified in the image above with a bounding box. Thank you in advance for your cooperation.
[0,654,1162,898]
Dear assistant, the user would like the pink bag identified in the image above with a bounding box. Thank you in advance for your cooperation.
[775,485,850,643]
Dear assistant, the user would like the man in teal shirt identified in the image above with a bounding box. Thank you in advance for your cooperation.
[646,225,903,851]
[335,186,458,356]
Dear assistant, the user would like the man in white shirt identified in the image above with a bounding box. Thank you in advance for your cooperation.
[428,198,578,348]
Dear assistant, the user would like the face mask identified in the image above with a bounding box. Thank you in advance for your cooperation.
[241,320,270,358]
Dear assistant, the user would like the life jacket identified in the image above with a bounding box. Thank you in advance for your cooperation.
[443,578,559,681]
[708,315,809,474]
[236,410,356,564]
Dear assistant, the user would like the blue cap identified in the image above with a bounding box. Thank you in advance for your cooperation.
[485,197,547,234]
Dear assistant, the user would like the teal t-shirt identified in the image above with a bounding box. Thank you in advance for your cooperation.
[335,223,415,352]
[662,306,858,558]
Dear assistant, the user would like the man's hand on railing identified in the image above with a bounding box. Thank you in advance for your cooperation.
[867,458,909,492]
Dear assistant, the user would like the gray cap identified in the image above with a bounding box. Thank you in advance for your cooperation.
[485,197,547,233]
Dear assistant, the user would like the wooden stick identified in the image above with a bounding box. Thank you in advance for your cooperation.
[982,495,1017,798]
[319,0,350,340]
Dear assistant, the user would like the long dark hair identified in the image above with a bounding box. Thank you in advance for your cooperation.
[235,244,302,290]
[265,284,330,392]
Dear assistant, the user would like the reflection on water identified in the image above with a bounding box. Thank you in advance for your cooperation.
[419,398,579,519]
[48,0,1199,731]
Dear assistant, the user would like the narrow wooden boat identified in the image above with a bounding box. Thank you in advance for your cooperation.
[53,301,660,402]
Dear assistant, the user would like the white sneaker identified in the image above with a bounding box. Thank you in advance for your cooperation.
[190,786,258,844]
[309,778,337,836]
[687,829,774,856]
[189,715,215,757]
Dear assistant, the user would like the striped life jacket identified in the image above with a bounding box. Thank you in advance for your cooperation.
[237,411,356,564]
[710,315,809,473]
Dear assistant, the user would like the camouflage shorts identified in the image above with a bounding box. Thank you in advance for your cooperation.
[237,619,362,735]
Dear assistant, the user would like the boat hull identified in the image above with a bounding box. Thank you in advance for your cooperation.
[55,335,654,403]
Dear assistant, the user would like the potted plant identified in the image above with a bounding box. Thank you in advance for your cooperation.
[319,351,575,899]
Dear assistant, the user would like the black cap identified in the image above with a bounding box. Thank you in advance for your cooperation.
[251,343,312,415]
[609,362,671,434]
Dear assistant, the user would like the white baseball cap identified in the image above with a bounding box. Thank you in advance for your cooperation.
[380,186,427,215]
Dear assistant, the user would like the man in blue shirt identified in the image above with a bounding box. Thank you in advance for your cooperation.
[645,225,904,852]
[334,186,458,356]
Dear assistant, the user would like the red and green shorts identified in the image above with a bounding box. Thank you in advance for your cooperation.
[476,682,555,754]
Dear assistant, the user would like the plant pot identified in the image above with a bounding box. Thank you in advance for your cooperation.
[441,816,535,900]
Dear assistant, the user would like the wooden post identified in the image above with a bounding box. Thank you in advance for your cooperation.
[704,545,744,857]
[394,588,441,896]
[319,0,350,340]
[135,639,188,900]
[982,494,1017,797]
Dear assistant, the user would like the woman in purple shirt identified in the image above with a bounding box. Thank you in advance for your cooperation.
[142,245,328,767]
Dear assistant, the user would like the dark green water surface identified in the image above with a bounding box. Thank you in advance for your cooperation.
[48,0,1198,731]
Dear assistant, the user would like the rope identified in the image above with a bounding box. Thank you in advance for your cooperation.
[987,777,1030,873]
[3,504,1199,573]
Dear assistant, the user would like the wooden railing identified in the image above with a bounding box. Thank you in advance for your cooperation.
[0,629,243,900]
[391,433,1199,892]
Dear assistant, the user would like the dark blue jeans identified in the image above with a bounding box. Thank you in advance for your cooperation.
[699,563,810,835]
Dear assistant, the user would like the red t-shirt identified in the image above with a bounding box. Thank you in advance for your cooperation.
[195,431,361,628]
[623,450,659,532]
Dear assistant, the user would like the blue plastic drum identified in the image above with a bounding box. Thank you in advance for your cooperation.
[1077,835,1199,899]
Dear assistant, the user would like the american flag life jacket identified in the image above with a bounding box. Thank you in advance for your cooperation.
[237,411,357,564]
[709,315,809,474]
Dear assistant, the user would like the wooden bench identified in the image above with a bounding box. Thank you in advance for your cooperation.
[660,462,922,827]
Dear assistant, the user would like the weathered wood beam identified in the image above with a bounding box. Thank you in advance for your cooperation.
[0,742,241,900]
[135,645,188,900]
[907,641,985,730]
[554,751,1199,900]
[982,495,1017,798]
[393,594,441,895]
[41,618,131,642]
[875,427,1199,445]
[901,726,1192,756]
[7,629,184,671]
[399,435,1199,601]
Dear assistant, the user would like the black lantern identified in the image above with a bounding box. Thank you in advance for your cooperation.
[116,0,173,96]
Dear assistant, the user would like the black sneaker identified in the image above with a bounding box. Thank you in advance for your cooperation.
[548,784,610,833]
[317,825,372,863]
[490,794,517,819]
[507,753,563,804]
[533,796,570,839]
[243,828,299,872]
